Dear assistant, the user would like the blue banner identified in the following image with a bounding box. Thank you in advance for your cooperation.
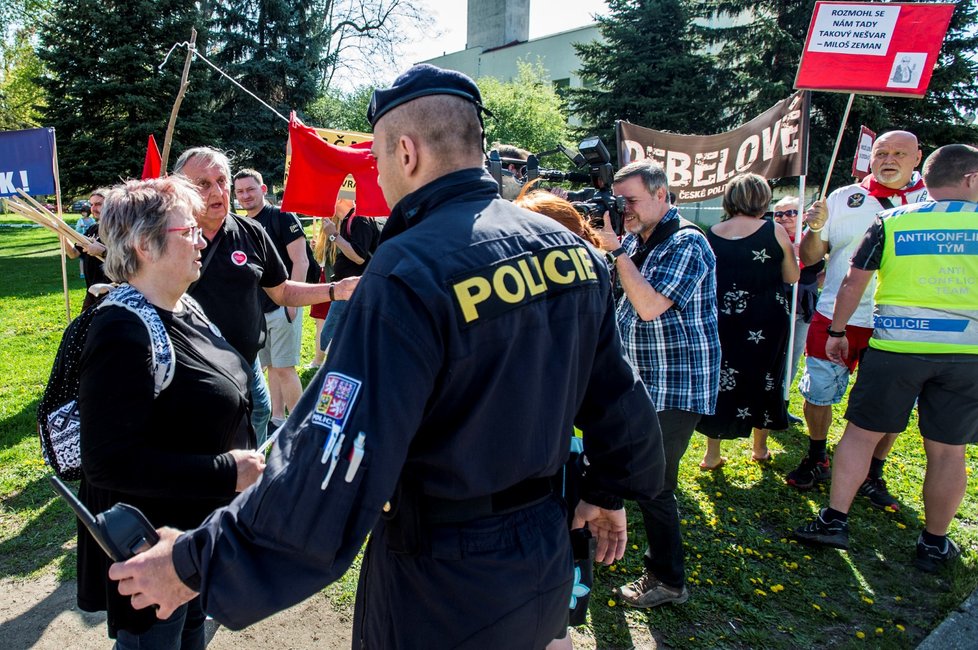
[0,127,57,197]
[874,315,969,332]
[894,230,978,256]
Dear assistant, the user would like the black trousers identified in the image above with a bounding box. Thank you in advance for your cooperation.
[353,495,572,649]
[637,409,700,589]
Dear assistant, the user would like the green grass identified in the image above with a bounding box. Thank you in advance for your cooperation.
[1,220,976,648]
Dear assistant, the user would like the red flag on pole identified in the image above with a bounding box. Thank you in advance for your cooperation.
[281,114,389,217]
[142,134,162,180]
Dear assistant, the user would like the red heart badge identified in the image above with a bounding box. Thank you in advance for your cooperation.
[231,251,247,266]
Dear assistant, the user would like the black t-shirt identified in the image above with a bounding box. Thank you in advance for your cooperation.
[78,222,110,287]
[254,205,306,313]
[332,215,381,280]
[76,303,252,635]
[851,216,886,271]
[188,214,288,362]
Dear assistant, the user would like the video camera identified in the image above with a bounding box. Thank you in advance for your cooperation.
[491,136,626,236]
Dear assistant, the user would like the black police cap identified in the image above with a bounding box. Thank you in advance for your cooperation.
[367,64,489,127]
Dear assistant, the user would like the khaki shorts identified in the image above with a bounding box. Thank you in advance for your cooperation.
[258,306,303,368]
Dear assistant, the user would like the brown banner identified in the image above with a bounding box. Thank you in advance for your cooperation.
[616,91,810,203]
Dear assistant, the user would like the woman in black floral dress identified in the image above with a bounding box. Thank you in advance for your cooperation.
[696,173,800,469]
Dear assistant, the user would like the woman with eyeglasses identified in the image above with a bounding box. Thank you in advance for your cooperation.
[772,196,825,423]
[696,174,800,469]
[75,177,265,649]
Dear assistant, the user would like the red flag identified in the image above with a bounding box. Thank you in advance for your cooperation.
[142,134,162,180]
[281,114,389,217]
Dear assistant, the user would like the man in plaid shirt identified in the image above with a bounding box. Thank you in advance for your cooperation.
[596,160,720,608]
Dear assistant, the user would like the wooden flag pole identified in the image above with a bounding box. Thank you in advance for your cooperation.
[160,27,197,175]
[819,93,855,199]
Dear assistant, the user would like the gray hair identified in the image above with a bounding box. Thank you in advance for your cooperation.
[614,161,669,198]
[100,176,203,282]
[173,146,232,181]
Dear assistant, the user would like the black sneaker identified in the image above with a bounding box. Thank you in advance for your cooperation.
[787,412,804,425]
[915,534,961,573]
[794,509,849,550]
[786,455,831,490]
[857,476,900,511]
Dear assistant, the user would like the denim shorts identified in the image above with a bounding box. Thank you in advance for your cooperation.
[799,356,852,406]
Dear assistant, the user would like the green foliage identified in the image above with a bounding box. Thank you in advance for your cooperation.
[305,85,374,133]
[37,0,216,196]
[478,60,570,155]
[702,0,978,191]
[208,0,329,180]
[570,0,728,159]
[0,24,44,129]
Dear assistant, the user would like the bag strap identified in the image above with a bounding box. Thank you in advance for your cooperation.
[102,285,174,396]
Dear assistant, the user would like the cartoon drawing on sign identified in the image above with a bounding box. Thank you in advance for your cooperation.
[887,52,925,88]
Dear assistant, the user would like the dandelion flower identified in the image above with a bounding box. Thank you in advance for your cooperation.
[812,603,821,611]
[862,596,874,605]
[608,599,616,607]
[876,628,883,635]
[755,589,767,597]
[896,624,905,632]
[856,631,866,639]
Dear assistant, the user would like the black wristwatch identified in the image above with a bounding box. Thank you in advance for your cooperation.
[606,247,627,265]
[826,326,847,338]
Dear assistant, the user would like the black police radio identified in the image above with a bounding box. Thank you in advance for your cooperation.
[50,475,159,562]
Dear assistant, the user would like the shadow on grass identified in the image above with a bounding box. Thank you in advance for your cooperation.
[0,397,42,454]
[0,475,76,579]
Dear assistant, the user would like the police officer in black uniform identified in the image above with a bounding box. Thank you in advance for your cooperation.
[110,64,665,649]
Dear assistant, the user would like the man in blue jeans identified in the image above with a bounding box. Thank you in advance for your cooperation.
[595,161,721,608]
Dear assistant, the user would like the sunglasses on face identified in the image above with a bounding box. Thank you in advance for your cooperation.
[773,210,798,219]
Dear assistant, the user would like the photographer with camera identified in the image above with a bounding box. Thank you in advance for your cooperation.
[594,160,721,609]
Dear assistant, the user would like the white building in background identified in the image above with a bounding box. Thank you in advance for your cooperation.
[422,0,602,99]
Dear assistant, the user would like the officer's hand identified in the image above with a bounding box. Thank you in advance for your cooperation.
[109,527,197,620]
[572,500,627,564]
[825,335,849,368]
[230,449,266,491]
[594,212,621,253]
[805,200,828,231]
[333,276,359,300]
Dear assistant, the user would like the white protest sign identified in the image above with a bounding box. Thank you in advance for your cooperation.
[807,3,900,56]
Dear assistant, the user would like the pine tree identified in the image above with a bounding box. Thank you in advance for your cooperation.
[38,0,215,195]
[703,0,978,191]
[208,0,328,184]
[570,0,728,160]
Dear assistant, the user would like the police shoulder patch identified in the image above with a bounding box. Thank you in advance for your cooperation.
[848,193,867,208]
[312,372,363,432]
[449,244,599,325]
